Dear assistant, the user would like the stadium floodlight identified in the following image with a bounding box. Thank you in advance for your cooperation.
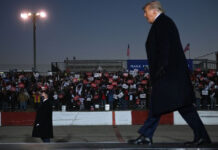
[20,11,47,20]
[20,10,47,72]
[38,11,47,18]
[20,12,32,20]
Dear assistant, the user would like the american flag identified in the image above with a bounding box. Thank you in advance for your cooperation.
[127,44,130,57]
[184,43,190,53]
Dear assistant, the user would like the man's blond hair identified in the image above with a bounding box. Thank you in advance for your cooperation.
[143,1,164,13]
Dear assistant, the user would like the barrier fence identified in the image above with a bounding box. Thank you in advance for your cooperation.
[1,110,218,126]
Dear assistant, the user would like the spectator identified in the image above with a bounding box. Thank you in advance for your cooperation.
[139,90,147,109]
[118,89,125,110]
[113,90,119,110]
[84,91,93,110]
[32,91,41,110]
[93,91,100,110]
[68,90,75,111]
[73,94,80,111]
[107,89,114,110]
[201,84,210,109]
[123,89,129,110]
[17,89,29,111]
[128,91,135,109]
[210,87,216,109]
[0,69,217,112]
[24,89,30,104]
[100,90,107,110]
[53,91,61,111]
[194,87,202,110]
[2,89,9,111]
[9,90,17,111]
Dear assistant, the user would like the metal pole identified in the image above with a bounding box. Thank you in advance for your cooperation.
[216,52,218,70]
[33,14,36,72]
[189,49,190,60]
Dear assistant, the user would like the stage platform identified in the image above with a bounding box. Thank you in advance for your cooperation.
[0,125,217,149]
[0,142,218,150]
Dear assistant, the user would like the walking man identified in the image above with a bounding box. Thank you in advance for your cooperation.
[128,1,211,146]
[32,90,53,142]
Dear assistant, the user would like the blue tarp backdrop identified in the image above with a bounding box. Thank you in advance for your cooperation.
[127,59,193,71]
[127,60,148,71]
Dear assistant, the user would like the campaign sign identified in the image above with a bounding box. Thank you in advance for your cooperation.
[128,59,193,71]
[127,60,148,71]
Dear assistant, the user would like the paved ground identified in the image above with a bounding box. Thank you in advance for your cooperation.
[0,125,218,143]
[0,125,218,150]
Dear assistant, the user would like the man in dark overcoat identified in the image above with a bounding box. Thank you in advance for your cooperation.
[32,90,53,142]
[128,1,211,146]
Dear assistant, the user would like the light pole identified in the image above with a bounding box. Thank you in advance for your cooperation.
[20,11,47,72]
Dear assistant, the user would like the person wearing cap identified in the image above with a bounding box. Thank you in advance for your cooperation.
[32,90,53,143]
[128,1,211,146]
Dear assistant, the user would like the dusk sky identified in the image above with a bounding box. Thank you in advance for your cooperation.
[0,0,218,65]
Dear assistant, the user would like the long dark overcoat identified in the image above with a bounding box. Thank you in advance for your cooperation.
[32,98,53,138]
[146,13,195,116]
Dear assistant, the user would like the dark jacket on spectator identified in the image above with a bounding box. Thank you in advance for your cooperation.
[32,98,53,138]
[146,13,195,116]
[2,90,9,103]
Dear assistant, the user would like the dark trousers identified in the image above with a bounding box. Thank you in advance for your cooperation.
[138,104,211,141]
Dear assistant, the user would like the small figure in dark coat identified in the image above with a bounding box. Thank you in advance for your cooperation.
[32,90,53,143]
[128,1,211,146]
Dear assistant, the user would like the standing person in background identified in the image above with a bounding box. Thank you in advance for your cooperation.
[32,91,41,110]
[10,90,17,112]
[113,90,119,110]
[210,87,216,109]
[32,90,53,143]
[84,91,93,110]
[17,89,28,111]
[128,1,211,146]
[100,90,107,110]
[107,89,114,110]
[2,89,9,111]
[194,87,202,110]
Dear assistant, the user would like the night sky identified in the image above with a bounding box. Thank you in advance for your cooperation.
[0,0,218,65]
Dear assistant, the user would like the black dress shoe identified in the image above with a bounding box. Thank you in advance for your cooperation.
[128,135,152,145]
[184,138,212,146]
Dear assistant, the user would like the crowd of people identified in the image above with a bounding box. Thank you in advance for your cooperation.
[0,69,217,112]
[192,69,218,109]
